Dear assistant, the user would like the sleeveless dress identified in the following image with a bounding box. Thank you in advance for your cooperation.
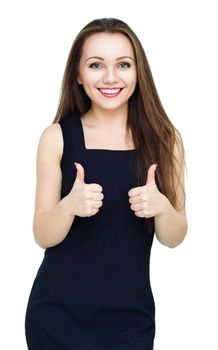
[25,115,156,350]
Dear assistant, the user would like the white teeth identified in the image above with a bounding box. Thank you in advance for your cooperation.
[99,88,121,94]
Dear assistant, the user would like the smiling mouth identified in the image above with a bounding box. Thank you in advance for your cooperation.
[97,88,124,98]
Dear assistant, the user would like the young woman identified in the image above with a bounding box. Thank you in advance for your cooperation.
[25,17,188,350]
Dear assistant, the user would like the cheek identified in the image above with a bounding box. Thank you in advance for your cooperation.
[80,74,98,91]
[124,81,137,97]
[122,73,137,88]
[85,78,101,92]
[79,67,96,83]
[129,73,137,85]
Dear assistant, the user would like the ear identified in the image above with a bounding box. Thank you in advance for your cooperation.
[77,74,82,85]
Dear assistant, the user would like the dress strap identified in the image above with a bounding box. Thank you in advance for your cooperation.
[58,115,84,162]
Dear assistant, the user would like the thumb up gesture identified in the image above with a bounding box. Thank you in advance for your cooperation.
[128,164,169,218]
[64,162,104,217]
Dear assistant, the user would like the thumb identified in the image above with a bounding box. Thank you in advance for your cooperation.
[74,162,85,183]
[146,164,157,186]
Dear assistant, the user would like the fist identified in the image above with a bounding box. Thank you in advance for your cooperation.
[128,164,168,218]
[64,162,104,217]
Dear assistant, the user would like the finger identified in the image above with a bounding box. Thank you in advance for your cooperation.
[146,164,157,186]
[74,162,85,183]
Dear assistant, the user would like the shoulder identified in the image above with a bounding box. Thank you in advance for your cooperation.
[172,128,187,218]
[37,122,63,163]
[173,128,184,153]
[172,128,185,165]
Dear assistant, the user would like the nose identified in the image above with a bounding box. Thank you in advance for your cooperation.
[102,66,119,84]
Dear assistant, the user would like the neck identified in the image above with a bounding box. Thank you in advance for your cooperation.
[86,104,129,129]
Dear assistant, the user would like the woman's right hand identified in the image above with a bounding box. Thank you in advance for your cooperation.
[63,162,104,217]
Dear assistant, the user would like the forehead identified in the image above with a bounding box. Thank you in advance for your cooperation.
[81,32,135,59]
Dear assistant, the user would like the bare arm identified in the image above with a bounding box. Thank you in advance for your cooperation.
[32,123,75,249]
[154,199,188,248]
[154,130,188,248]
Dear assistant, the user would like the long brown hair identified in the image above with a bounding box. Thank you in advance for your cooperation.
[52,17,186,234]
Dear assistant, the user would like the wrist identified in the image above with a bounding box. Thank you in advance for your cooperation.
[157,194,172,218]
[58,195,76,217]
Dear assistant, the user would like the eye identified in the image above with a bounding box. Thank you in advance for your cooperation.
[89,63,101,69]
[119,62,131,68]
[88,62,131,70]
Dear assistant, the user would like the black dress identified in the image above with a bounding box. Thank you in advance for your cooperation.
[25,115,156,349]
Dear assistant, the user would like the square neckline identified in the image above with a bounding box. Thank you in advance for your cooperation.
[78,116,137,152]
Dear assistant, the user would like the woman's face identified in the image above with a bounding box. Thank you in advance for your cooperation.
[77,32,137,111]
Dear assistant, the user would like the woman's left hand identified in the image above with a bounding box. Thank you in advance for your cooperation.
[128,164,170,218]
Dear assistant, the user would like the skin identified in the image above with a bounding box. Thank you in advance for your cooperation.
[77,32,137,148]
[33,32,187,249]
[76,32,188,247]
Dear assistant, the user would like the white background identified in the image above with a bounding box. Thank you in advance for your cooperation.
[1,0,217,349]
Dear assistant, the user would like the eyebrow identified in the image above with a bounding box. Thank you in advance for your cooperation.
[85,56,135,62]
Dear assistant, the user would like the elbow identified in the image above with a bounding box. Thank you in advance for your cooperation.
[167,224,188,248]
[32,218,48,249]
[33,232,48,249]
[32,228,47,249]
[32,217,60,249]
[34,236,47,249]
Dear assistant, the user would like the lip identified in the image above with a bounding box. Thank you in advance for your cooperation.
[96,87,124,98]
[97,87,124,90]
